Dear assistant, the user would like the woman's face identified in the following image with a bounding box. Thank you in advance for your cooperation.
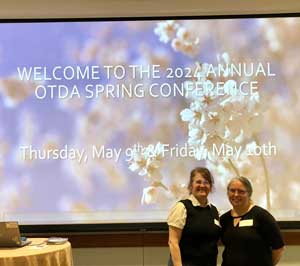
[190,173,211,200]
[227,180,250,209]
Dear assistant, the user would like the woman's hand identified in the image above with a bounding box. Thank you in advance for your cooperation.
[272,246,284,265]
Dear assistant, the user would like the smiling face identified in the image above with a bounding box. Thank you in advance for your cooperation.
[227,180,250,209]
[190,172,211,201]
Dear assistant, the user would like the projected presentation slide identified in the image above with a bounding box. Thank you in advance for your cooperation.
[0,17,299,224]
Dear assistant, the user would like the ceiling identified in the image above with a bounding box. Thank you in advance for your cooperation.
[0,0,300,19]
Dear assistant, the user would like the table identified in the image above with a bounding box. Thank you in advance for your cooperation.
[0,238,73,266]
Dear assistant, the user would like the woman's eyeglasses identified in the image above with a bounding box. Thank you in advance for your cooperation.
[228,188,247,195]
[194,180,210,186]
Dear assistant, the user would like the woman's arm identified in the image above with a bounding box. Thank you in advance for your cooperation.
[168,225,183,266]
[272,247,284,265]
[256,207,284,265]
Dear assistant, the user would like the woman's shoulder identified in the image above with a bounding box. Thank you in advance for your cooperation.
[170,200,186,210]
[179,198,192,204]
[209,203,219,213]
[168,200,188,214]
[167,201,187,227]
[219,210,232,227]
[250,205,271,215]
[220,209,232,221]
[209,203,218,209]
[251,205,277,221]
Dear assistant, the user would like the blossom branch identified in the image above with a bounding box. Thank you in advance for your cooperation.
[228,158,240,177]
[253,134,271,210]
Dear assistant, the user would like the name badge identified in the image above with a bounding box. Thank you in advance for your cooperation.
[239,219,253,227]
[214,219,221,227]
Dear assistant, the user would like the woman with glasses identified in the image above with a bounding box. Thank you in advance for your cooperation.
[220,176,284,266]
[167,167,221,266]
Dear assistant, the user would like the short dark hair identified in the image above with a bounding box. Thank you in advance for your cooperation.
[227,176,253,197]
[188,167,214,194]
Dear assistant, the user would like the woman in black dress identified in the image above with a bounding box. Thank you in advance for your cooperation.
[220,176,284,266]
[167,167,221,266]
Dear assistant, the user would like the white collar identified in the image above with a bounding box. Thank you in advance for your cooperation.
[188,194,211,208]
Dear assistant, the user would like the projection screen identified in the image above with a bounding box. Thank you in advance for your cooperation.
[0,16,299,225]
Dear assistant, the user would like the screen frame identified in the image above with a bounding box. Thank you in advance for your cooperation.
[0,12,299,23]
[20,221,300,234]
[1,12,300,232]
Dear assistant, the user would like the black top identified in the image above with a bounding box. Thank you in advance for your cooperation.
[220,205,284,266]
[179,199,221,266]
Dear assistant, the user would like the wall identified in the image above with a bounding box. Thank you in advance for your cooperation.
[72,246,300,266]
[0,0,300,19]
